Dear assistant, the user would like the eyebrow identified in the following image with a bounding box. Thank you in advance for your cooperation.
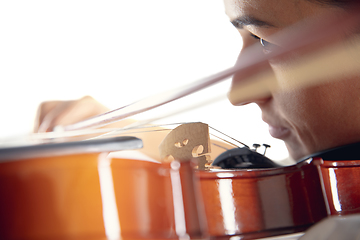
[231,16,275,29]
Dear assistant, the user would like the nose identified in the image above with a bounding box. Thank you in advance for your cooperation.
[227,35,274,106]
[234,97,271,106]
[228,58,274,106]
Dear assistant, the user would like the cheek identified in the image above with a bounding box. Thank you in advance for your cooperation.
[270,62,324,127]
[273,80,358,154]
[275,89,321,129]
[269,62,342,132]
[272,88,330,156]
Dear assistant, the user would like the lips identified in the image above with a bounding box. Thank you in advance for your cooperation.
[268,125,290,139]
[262,113,291,139]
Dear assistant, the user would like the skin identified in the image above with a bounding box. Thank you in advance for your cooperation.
[224,0,360,160]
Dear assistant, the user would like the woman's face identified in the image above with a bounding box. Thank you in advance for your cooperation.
[224,0,360,160]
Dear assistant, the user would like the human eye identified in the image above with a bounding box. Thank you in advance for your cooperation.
[250,33,276,54]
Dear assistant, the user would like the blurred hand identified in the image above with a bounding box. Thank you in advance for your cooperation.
[34,96,110,133]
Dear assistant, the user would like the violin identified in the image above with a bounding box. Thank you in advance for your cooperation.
[1,122,360,240]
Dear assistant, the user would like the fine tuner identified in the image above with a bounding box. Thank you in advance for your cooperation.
[212,143,279,169]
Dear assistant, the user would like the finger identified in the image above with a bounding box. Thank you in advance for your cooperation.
[44,96,110,132]
[34,100,69,132]
[38,101,75,133]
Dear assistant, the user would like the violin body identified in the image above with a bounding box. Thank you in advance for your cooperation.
[0,142,206,240]
[313,158,360,216]
[0,137,360,240]
[0,137,145,240]
[197,157,360,239]
[198,159,323,239]
[110,158,206,240]
[0,153,108,240]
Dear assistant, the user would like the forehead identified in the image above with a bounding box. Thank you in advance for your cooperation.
[223,0,325,28]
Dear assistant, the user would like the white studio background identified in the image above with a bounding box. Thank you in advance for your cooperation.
[0,0,289,161]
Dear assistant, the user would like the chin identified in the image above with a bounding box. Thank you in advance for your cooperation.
[286,144,310,162]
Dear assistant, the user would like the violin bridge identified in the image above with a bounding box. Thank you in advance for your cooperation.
[158,122,211,170]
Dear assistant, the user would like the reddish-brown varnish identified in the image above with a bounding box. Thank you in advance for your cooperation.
[0,154,359,240]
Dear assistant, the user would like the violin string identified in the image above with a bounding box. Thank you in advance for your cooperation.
[210,143,230,151]
[88,122,247,151]
[88,121,247,157]
[209,126,249,148]
[0,121,188,146]
[85,124,184,140]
